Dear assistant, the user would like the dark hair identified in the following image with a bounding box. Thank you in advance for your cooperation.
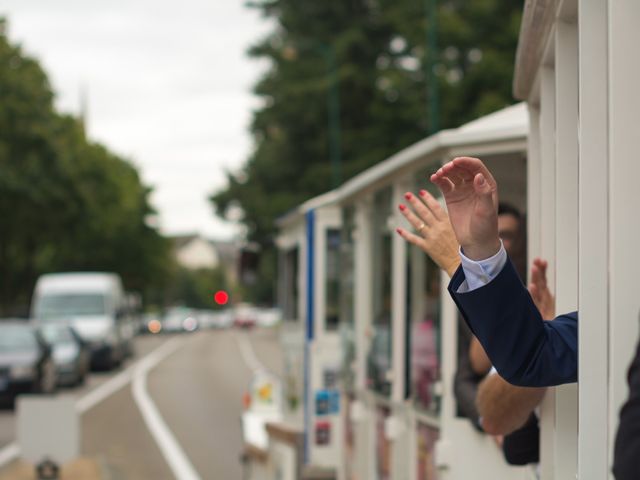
[497,202,527,281]
[498,202,522,220]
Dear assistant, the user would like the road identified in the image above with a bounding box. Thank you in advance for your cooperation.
[0,328,284,479]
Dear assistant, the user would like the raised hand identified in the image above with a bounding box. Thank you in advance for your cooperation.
[396,189,460,277]
[528,258,556,320]
[430,157,500,260]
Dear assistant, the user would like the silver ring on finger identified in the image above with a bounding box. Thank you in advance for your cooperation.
[417,222,426,233]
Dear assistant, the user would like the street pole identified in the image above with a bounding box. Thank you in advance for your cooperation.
[426,0,440,135]
[323,46,342,189]
[284,41,342,189]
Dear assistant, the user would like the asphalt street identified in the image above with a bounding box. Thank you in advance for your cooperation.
[0,328,284,479]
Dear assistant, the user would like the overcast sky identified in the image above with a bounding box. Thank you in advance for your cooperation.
[0,0,272,240]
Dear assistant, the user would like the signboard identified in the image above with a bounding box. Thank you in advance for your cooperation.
[17,396,78,464]
[249,371,282,414]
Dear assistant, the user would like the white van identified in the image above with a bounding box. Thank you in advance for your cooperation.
[31,272,135,369]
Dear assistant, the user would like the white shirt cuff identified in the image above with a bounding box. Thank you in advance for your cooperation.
[456,242,507,293]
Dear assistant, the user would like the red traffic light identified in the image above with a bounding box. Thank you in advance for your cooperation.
[214,290,229,305]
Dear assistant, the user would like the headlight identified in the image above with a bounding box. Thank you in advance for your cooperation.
[10,365,36,379]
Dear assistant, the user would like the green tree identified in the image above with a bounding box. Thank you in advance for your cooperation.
[212,0,523,303]
[0,19,172,314]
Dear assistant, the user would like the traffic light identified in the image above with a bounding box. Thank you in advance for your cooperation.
[214,290,229,305]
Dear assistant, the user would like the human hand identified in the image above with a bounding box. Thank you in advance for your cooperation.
[528,258,556,320]
[430,157,500,260]
[396,189,460,278]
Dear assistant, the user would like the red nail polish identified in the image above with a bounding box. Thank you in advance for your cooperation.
[419,189,427,196]
[404,193,412,200]
[396,228,403,235]
[398,204,406,211]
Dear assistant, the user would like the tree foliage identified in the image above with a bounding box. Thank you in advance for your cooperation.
[0,19,173,315]
[211,1,523,303]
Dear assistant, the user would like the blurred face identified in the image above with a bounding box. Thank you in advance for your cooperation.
[498,213,520,255]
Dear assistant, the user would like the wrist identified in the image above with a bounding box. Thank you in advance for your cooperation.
[445,258,461,278]
[461,238,501,261]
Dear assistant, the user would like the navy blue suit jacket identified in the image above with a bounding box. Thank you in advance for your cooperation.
[448,258,578,387]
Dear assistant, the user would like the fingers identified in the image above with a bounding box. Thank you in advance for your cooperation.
[418,189,447,221]
[472,173,495,214]
[403,192,436,227]
[530,258,548,289]
[398,202,430,233]
[452,156,497,187]
[442,162,475,184]
[430,171,454,194]
[396,227,426,250]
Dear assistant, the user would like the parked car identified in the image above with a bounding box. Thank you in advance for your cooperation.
[39,323,90,387]
[0,321,57,402]
[31,272,136,370]
[255,307,282,328]
[162,307,199,333]
[197,309,233,329]
[233,303,258,329]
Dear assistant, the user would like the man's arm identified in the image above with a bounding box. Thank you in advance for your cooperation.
[476,373,546,435]
[469,336,491,375]
[432,157,578,387]
[449,259,578,386]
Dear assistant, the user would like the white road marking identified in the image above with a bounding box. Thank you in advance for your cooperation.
[234,332,267,374]
[0,337,185,469]
[75,368,133,414]
[131,337,201,480]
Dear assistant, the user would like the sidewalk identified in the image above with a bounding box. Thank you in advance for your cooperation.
[0,458,103,480]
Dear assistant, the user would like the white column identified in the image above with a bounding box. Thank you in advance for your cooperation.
[352,196,375,480]
[391,180,410,480]
[608,0,640,471]
[391,180,409,403]
[527,105,542,264]
[537,65,556,480]
[578,1,610,478]
[553,18,579,480]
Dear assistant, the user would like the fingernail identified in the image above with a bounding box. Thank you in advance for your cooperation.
[404,193,412,200]
[478,175,486,186]
[419,189,427,197]
[398,204,406,211]
[396,228,403,235]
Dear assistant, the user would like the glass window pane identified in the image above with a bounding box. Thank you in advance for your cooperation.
[281,247,299,321]
[339,206,356,392]
[325,228,341,331]
[409,175,442,414]
[367,188,393,396]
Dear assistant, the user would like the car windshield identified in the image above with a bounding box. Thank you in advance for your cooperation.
[0,325,37,352]
[36,294,106,319]
[40,324,76,345]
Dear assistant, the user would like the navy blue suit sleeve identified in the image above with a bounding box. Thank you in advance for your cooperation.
[448,259,578,387]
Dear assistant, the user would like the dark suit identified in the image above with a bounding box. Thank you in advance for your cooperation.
[448,258,578,387]
[613,335,640,479]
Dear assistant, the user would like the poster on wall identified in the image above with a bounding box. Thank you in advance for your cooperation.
[315,390,340,416]
[416,422,439,480]
[315,421,331,445]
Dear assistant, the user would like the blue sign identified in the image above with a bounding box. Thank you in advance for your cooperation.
[315,390,340,416]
